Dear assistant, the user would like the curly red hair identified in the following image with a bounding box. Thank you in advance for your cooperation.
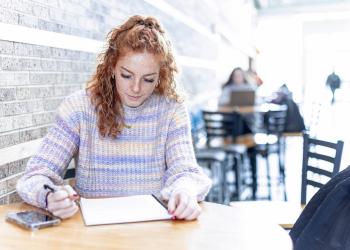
[87,15,179,138]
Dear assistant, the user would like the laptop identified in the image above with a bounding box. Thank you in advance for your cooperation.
[227,89,256,107]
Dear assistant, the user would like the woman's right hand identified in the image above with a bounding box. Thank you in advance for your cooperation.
[46,185,79,219]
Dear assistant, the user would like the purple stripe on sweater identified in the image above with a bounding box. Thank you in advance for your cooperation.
[55,117,80,145]
[166,141,192,151]
[42,137,72,156]
[85,167,163,175]
[89,155,160,165]
[76,187,160,196]
[28,156,65,175]
[69,111,96,124]
[124,113,160,123]
[167,126,188,138]
[164,167,200,180]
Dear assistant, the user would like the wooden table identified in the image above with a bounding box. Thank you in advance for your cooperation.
[0,202,292,250]
[204,103,287,114]
[230,201,304,229]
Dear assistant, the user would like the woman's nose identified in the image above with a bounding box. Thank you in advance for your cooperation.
[131,80,141,93]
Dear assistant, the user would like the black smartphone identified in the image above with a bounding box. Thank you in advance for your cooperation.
[6,211,61,231]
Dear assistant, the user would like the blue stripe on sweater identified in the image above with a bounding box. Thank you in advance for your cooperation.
[76,188,159,196]
[89,155,160,165]
[29,156,65,175]
[124,113,160,123]
[84,167,163,175]
[42,137,72,156]
[167,126,188,137]
[55,117,80,145]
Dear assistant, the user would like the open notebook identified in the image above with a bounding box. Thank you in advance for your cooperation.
[79,195,172,226]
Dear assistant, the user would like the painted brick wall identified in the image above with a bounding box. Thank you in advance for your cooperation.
[0,0,255,204]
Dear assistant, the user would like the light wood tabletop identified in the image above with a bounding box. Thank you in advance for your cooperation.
[0,202,292,250]
[230,201,305,229]
[204,103,287,114]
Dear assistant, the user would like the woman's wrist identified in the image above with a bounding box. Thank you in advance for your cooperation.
[171,187,196,199]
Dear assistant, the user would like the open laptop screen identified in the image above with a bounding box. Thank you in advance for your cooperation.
[227,89,256,107]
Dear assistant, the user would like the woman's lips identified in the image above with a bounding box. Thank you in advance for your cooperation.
[127,94,142,101]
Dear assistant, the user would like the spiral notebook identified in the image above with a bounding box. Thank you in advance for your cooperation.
[79,195,172,226]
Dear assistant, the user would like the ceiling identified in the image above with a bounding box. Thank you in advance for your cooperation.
[253,0,350,10]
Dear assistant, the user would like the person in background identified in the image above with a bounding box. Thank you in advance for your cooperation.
[218,67,258,198]
[326,71,341,104]
[271,84,305,133]
[219,67,256,106]
[16,15,211,220]
[223,67,248,87]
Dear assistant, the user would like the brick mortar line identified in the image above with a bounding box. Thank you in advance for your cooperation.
[0,5,103,31]
[0,96,66,105]
[0,172,24,184]
[0,83,85,88]
[0,125,53,135]
[0,123,52,137]
[0,71,93,73]
[29,0,111,25]
[0,189,18,199]
[0,54,96,63]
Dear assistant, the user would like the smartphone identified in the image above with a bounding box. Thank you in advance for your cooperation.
[6,211,61,231]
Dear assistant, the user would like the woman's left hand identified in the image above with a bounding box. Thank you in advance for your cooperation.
[167,189,201,220]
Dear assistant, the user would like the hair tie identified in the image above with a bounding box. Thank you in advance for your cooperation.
[137,20,145,26]
[145,22,153,29]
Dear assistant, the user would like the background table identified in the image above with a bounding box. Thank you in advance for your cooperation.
[0,202,292,250]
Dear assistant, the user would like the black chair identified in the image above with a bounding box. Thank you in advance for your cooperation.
[253,107,288,200]
[201,110,249,202]
[300,131,344,205]
[63,168,76,180]
[190,110,227,203]
[231,131,344,230]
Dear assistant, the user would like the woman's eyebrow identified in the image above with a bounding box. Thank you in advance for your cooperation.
[121,66,157,77]
[144,72,157,77]
[121,66,134,74]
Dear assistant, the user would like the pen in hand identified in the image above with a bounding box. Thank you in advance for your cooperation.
[43,184,80,201]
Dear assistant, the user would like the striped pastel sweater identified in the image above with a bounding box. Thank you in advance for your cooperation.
[16,90,211,208]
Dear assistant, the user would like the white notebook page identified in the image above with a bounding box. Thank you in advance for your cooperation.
[79,195,172,226]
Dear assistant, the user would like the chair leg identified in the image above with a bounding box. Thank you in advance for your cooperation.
[225,152,236,203]
[234,155,242,201]
[266,151,272,200]
[278,140,287,201]
[248,147,257,200]
[221,158,228,204]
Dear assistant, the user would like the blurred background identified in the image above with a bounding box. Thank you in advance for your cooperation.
[1,0,350,205]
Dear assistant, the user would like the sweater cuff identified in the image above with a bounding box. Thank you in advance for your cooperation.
[161,178,199,201]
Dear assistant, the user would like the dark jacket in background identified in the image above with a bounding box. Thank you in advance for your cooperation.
[290,166,350,250]
[271,85,305,133]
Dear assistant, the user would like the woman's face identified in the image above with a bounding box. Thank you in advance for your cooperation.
[232,69,245,85]
[114,50,161,107]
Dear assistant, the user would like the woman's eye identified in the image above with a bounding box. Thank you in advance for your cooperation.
[144,78,155,83]
[121,74,131,79]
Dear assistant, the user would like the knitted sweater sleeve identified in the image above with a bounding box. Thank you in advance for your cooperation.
[161,102,212,201]
[16,95,80,208]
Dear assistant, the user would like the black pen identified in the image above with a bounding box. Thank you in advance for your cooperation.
[43,184,79,201]
[43,184,55,193]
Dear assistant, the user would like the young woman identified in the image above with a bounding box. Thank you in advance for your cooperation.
[17,15,211,221]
